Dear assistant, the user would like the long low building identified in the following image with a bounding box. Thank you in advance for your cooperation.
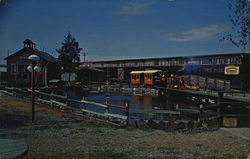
[80,53,250,91]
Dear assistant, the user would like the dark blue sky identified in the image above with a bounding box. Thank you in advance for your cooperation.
[0,0,243,64]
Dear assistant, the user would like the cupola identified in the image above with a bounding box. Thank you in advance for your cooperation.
[23,39,36,49]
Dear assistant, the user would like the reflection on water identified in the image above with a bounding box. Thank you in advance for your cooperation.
[84,94,196,111]
[61,89,205,121]
[45,87,249,123]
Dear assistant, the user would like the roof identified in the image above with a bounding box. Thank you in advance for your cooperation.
[86,53,250,64]
[130,71,145,74]
[35,50,58,62]
[23,39,34,44]
[78,66,103,72]
[5,48,57,63]
[130,70,161,74]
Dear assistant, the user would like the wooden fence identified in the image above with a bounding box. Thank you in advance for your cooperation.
[1,86,222,129]
[1,87,129,124]
[1,86,204,125]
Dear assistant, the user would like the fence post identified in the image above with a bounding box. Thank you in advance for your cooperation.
[50,93,53,106]
[105,98,109,114]
[217,92,223,126]
[65,94,68,107]
[37,91,41,100]
[105,94,110,121]
[125,102,129,125]
[81,96,86,110]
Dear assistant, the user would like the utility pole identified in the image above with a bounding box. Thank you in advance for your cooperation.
[83,53,88,63]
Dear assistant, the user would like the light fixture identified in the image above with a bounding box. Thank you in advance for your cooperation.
[34,65,41,73]
[27,65,33,72]
[28,54,40,61]
[27,54,41,123]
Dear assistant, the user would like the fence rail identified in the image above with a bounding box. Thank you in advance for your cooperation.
[2,87,129,124]
[1,86,202,122]
[0,86,223,128]
[1,86,248,128]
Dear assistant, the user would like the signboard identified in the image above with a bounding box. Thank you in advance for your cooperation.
[223,117,237,127]
[224,65,239,75]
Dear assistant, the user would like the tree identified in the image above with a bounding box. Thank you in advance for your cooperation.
[221,0,250,52]
[57,32,82,82]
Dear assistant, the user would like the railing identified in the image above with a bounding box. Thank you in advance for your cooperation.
[1,87,129,125]
[35,90,129,122]
[1,86,220,129]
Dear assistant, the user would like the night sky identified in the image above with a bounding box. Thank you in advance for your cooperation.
[0,0,244,65]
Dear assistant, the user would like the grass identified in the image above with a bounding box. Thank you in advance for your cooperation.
[25,151,122,159]
[0,110,30,128]
[156,145,180,152]
[1,95,249,159]
[25,150,247,159]
[23,123,70,130]
[78,121,106,128]
[203,153,247,159]
[25,150,134,159]
[24,150,186,159]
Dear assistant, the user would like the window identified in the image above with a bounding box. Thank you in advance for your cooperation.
[178,59,185,65]
[201,58,209,65]
[11,64,17,74]
[132,74,137,80]
[154,61,159,66]
[216,58,220,64]
[224,58,228,64]
[219,58,222,64]
[204,67,212,73]
[18,65,22,73]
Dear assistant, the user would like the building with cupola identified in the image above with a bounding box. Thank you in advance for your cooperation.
[5,39,60,87]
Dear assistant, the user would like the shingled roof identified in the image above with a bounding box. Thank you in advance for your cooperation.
[5,47,58,63]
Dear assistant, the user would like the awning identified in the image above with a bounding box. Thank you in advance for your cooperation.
[130,70,161,74]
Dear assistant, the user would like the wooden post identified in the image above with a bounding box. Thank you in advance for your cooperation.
[50,93,53,106]
[105,98,110,121]
[82,96,86,110]
[65,94,68,107]
[38,91,41,100]
[31,62,35,123]
[105,99,109,114]
[217,92,223,126]
[125,102,129,125]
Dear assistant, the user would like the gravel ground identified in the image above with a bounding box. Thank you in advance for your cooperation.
[0,95,249,159]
